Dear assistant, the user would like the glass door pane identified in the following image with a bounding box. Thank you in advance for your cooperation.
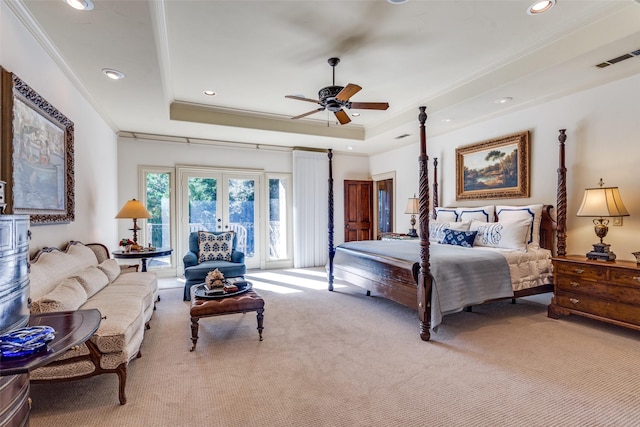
[224,176,259,269]
[268,177,288,260]
[145,170,173,270]
[188,176,220,232]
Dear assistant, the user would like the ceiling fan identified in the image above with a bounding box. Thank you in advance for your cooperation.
[285,57,389,125]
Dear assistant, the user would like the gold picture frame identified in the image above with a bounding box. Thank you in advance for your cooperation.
[456,131,529,200]
[1,66,75,224]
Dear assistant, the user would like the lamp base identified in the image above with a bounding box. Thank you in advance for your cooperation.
[586,243,616,261]
[406,228,418,238]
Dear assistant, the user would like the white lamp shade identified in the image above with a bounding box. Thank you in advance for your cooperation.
[404,197,419,215]
[576,187,630,217]
[115,199,152,219]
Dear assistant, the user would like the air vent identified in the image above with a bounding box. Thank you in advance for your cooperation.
[395,133,411,139]
[596,49,640,68]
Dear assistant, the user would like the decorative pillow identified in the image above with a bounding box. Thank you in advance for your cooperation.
[429,221,470,243]
[495,204,543,248]
[72,267,110,298]
[456,205,495,223]
[31,277,88,313]
[440,229,478,248]
[97,259,121,283]
[434,207,458,222]
[198,231,234,263]
[470,218,533,251]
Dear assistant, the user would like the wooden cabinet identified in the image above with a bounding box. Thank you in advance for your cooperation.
[548,255,640,331]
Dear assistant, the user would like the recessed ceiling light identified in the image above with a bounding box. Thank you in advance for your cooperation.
[494,97,513,104]
[203,90,217,96]
[387,0,409,4]
[66,0,94,11]
[102,68,125,80]
[347,146,353,150]
[527,0,556,15]
[442,118,454,123]
[351,112,360,117]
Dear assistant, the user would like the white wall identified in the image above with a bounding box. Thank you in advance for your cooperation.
[371,73,640,262]
[1,2,118,255]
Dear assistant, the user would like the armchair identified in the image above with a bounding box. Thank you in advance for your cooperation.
[183,231,246,300]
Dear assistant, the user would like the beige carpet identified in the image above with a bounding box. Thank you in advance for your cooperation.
[29,269,640,426]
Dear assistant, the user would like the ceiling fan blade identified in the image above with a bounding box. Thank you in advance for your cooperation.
[335,83,362,102]
[291,108,325,120]
[334,109,351,125]
[285,95,321,104]
[349,101,389,110]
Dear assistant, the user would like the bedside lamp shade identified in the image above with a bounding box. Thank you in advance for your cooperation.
[576,180,629,261]
[116,199,151,243]
[404,195,419,238]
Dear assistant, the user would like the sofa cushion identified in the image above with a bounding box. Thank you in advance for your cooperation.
[198,231,234,263]
[31,277,88,313]
[97,259,121,283]
[80,295,145,354]
[72,267,110,298]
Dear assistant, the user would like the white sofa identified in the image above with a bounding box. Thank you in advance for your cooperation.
[28,241,158,405]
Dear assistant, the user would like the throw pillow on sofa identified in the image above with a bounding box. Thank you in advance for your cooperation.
[98,258,121,283]
[31,277,88,313]
[72,266,110,298]
[197,231,234,263]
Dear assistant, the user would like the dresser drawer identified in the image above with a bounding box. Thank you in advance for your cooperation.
[606,300,640,326]
[554,261,607,281]
[555,276,608,298]
[555,294,608,318]
[604,282,640,306]
[609,268,640,286]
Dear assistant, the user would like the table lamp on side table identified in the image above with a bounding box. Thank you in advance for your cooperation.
[116,199,151,249]
[404,195,419,238]
[576,179,630,261]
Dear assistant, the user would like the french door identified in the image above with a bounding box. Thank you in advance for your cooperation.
[177,167,261,270]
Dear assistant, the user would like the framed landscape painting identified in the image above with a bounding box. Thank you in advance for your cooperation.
[1,67,75,224]
[456,131,529,200]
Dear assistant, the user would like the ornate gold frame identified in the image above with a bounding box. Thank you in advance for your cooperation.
[456,131,529,200]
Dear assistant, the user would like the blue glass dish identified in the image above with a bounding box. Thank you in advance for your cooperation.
[0,326,56,359]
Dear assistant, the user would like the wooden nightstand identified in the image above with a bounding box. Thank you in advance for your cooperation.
[548,255,640,332]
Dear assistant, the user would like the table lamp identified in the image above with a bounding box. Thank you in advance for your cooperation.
[404,195,419,238]
[115,199,151,245]
[576,179,629,261]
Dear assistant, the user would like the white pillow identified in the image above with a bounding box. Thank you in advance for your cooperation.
[495,204,543,248]
[434,207,458,222]
[456,206,495,223]
[470,219,532,251]
[429,221,470,243]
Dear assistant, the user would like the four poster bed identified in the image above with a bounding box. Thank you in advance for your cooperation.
[327,107,568,341]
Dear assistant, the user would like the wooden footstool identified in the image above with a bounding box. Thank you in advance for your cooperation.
[189,286,264,351]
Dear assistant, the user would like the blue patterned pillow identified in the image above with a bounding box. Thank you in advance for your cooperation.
[197,231,234,262]
[441,229,477,248]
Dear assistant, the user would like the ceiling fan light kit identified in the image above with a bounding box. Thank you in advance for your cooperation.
[285,57,389,125]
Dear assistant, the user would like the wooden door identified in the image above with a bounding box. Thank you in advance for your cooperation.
[344,180,373,242]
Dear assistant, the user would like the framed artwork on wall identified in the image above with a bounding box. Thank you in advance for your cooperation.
[0,66,75,224]
[456,131,529,200]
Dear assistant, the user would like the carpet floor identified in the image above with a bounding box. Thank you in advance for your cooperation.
[29,269,640,426]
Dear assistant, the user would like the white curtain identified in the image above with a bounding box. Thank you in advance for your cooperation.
[292,150,329,268]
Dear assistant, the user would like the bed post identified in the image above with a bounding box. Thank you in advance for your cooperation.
[327,149,335,291]
[432,158,438,219]
[556,130,567,257]
[416,106,432,341]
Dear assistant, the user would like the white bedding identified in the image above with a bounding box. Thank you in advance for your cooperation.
[434,243,553,292]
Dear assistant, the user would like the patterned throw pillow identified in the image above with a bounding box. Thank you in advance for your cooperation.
[495,204,543,248]
[429,221,470,243]
[441,229,477,248]
[470,218,532,251]
[197,231,234,263]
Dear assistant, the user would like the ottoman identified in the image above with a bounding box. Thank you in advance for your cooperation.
[189,287,264,351]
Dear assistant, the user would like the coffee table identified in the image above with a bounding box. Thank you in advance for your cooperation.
[189,282,264,351]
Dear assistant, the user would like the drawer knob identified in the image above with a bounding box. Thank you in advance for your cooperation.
[633,277,640,282]
[570,281,581,288]
[574,268,585,274]
[569,298,580,305]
